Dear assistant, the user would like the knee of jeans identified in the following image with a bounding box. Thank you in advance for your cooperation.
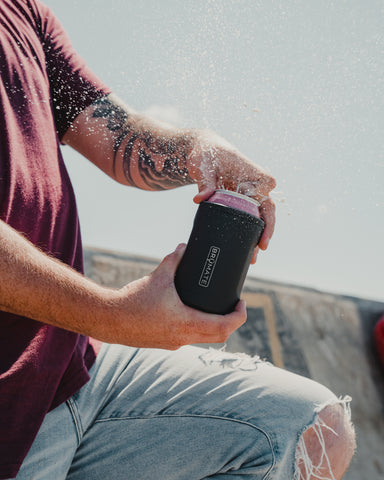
[294,397,356,480]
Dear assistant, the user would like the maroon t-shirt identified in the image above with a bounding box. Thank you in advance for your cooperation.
[0,1,111,477]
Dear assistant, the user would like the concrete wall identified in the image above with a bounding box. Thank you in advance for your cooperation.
[84,247,384,480]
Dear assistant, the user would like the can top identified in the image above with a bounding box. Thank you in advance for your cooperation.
[207,189,260,217]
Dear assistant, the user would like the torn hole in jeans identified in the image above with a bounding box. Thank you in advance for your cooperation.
[294,396,354,480]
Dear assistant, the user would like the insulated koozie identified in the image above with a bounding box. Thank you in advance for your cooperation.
[175,191,264,314]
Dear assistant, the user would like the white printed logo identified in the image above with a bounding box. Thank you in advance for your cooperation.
[199,246,220,287]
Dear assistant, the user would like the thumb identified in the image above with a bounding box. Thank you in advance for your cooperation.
[193,184,216,204]
[191,158,217,204]
[158,243,187,276]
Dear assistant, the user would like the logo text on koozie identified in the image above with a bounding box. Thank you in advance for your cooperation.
[199,246,220,287]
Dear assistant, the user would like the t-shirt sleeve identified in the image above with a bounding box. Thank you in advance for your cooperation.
[35,1,112,139]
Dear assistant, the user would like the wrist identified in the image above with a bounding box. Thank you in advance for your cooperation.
[74,283,126,344]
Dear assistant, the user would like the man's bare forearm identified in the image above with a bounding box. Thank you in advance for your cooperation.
[0,219,115,340]
[0,220,246,349]
[63,94,195,190]
[92,96,194,189]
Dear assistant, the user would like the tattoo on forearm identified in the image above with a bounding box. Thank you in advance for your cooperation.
[92,97,193,190]
[92,97,130,175]
[92,97,128,131]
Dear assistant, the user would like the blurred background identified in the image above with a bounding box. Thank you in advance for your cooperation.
[45,0,384,301]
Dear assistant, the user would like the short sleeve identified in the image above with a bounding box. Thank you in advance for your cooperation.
[36,1,111,139]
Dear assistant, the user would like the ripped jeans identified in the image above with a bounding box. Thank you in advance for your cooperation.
[13,343,351,479]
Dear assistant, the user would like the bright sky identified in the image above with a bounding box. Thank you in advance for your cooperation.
[45,0,384,302]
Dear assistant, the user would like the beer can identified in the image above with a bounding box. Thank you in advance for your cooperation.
[175,190,264,314]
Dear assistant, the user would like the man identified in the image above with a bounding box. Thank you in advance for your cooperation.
[0,1,355,478]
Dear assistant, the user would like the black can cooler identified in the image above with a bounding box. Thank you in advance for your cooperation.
[175,190,265,314]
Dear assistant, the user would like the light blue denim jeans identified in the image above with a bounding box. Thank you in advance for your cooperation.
[12,343,341,479]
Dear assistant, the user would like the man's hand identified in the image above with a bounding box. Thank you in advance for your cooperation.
[104,244,247,350]
[187,129,276,252]
[0,220,245,350]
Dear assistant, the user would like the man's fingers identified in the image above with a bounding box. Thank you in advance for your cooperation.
[186,299,247,344]
[233,298,247,318]
[193,186,215,204]
[250,247,260,265]
[237,174,276,201]
[258,197,276,250]
[260,171,277,193]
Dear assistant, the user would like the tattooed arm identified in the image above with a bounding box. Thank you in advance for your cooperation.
[63,93,276,250]
[63,94,195,191]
